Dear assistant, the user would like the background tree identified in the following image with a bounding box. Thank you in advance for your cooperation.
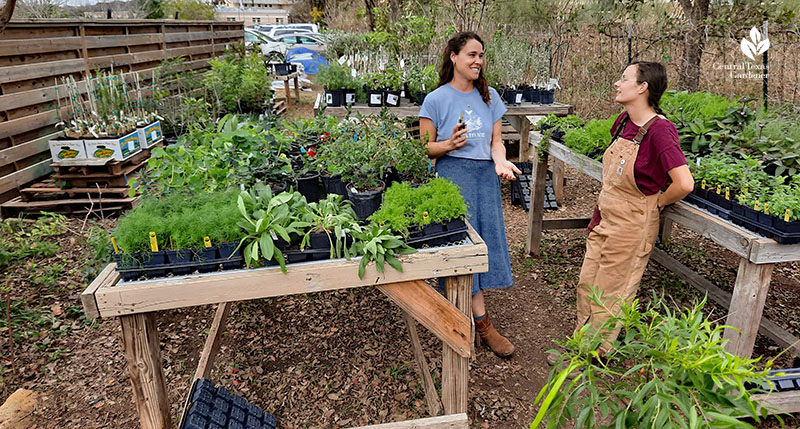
[165,0,214,20]
[14,0,66,18]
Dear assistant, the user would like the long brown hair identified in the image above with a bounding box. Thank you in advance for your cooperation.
[631,61,667,115]
[438,31,491,105]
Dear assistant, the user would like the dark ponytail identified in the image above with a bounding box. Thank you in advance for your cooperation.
[438,32,492,106]
[631,61,667,115]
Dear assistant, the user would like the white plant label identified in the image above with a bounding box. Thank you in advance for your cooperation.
[370,93,382,104]
[386,94,398,105]
[515,93,523,104]
[150,131,158,141]
[345,93,355,103]
[338,56,347,65]
[270,231,278,240]
[326,93,333,104]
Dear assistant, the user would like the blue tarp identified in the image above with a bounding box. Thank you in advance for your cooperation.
[286,47,328,75]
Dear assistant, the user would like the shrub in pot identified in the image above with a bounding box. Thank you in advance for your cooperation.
[315,62,358,107]
[300,194,362,259]
[362,72,385,107]
[406,65,438,105]
[381,69,404,107]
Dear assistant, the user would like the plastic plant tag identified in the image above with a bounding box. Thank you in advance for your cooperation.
[338,56,347,65]
[111,237,119,254]
[326,93,333,104]
[701,179,706,190]
[370,93,382,104]
[515,93,523,104]
[786,209,791,222]
[149,232,159,252]
[345,93,355,103]
[716,185,721,195]
[764,203,770,215]
[271,231,278,240]
[725,187,730,200]
[204,236,212,248]
[386,93,398,105]
[755,200,760,211]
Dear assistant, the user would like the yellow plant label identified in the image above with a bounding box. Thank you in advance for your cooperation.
[111,237,119,254]
[785,209,791,222]
[725,187,730,200]
[204,236,212,248]
[764,203,770,215]
[149,232,159,252]
[716,185,721,195]
[701,179,706,190]
[754,200,760,211]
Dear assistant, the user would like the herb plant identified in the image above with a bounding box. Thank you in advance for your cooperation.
[350,224,416,279]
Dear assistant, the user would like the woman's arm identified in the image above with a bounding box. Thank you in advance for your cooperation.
[490,119,521,180]
[658,165,694,210]
[420,118,468,159]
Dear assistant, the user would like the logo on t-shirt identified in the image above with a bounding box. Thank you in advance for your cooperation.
[464,109,482,132]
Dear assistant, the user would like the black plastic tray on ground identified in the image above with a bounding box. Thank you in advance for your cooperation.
[746,367,800,393]
[510,162,558,212]
[181,378,277,429]
[405,219,469,249]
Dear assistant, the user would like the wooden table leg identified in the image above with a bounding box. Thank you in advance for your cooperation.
[283,79,291,109]
[402,311,444,417]
[518,116,532,163]
[441,274,472,414]
[120,312,172,429]
[660,216,674,246]
[293,75,300,101]
[723,258,774,357]
[526,152,548,256]
[553,159,565,204]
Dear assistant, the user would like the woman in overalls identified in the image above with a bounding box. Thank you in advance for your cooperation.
[576,61,694,356]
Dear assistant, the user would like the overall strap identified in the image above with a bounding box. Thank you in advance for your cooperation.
[632,115,659,145]
[610,111,629,141]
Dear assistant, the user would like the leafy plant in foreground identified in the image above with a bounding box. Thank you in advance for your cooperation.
[533,288,778,429]
[350,224,416,279]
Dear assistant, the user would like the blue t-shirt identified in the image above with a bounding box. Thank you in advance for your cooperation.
[419,83,506,161]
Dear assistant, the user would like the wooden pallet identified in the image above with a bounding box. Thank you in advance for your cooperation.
[1,195,137,218]
[20,179,129,201]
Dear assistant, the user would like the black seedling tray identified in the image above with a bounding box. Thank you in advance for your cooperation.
[405,219,468,249]
[746,368,800,393]
[181,378,277,429]
[510,162,558,212]
[684,194,800,244]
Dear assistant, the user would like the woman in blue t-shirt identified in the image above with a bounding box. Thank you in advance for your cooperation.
[419,31,521,357]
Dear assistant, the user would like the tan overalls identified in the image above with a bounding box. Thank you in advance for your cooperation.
[577,115,663,354]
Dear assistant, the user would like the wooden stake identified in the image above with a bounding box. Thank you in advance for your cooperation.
[402,311,443,417]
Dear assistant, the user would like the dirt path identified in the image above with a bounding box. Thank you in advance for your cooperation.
[2,94,799,427]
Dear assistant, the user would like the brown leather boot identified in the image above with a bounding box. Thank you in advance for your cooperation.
[475,314,514,357]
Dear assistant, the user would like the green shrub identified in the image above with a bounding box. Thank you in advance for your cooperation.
[533,289,774,428]
[369,178,468,235]
[562,115,616,160]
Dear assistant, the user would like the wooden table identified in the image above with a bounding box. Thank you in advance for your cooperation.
[275,71,301,109]
[523,127,800,360]
[317,100,573,163]
[81,225,488,429]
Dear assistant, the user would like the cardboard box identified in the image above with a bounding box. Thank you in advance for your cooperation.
[49,139,87,162]
[137,120,163,148]
[84,130,142,161]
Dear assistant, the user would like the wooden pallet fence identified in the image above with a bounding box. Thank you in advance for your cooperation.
[0,19,244,208]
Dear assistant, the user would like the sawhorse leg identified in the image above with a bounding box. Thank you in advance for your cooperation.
[723,258,774,357]
[442,274,472,414]
[293,75,300,101]
[526,152,548,256]
[120,312,172,429]
[283,79,291,109]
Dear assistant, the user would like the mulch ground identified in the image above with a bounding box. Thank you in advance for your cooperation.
[2,101,799,427]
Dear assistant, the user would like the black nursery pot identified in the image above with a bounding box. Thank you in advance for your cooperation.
[416,91,428,106]
[521,86,534,102]
[540,89,555,104]
[166,249,193,276]
[296,172,321,203]
[344,89,356,105]
[218,242,243,270]
[757,211,774,229]
[774,217,800,234]
[422,222,444,235]
[114,253,142,281]
[269,180,287,195]
[324,89,345,107]
[347,181,385,220]
[693,186,708,200]
[367,89,383,107]
[321,173,347,198]
[143,251,168,278]
[384,90,401,107]
[530,88,542,103]
[195,246,219,273]
[502,89,523,105]
[309,232,332,250]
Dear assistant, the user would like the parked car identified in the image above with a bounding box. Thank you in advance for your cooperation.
[274,33,326,55]
[257,23,319,38]
[245,28,291,58]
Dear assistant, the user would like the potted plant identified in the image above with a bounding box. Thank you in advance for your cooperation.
[391,136,431,184]
[382,68,404,107]
[406,65,438,106]
[350,224,416,279]
[300,194,362,260]
[315,62,358,107]
[485,32,529,105]
[362,72,385,107]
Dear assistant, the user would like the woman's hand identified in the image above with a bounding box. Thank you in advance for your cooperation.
[446,123,468,151]
[495,159,522,181]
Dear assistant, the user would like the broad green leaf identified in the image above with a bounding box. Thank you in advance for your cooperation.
[260,234,274,260]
